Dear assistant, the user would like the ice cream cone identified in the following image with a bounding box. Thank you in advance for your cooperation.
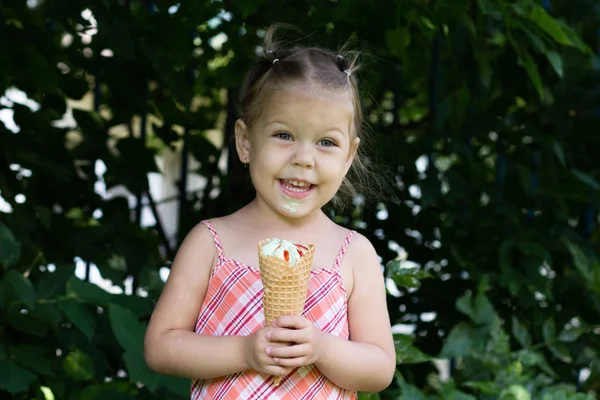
[258,238,315,385]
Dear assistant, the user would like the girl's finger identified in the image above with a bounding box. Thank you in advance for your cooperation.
[268,343,310,359]
[268,328,307,344]
[273,315,308,329]
[273,356,306,368]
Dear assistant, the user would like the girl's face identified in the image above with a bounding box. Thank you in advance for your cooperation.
[235,86,359,220]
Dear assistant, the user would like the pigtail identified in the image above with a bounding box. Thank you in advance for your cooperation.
[261,24,301,63]
[334,41,361,82]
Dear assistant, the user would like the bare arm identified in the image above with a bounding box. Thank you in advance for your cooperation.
[268,234,396,392]
[314,234,395,391]
[144,223,249,380]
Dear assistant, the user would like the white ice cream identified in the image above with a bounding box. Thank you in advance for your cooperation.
[261,238,309,267]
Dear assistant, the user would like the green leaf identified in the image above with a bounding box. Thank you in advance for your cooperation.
[58,298,96,341]
[108,303,190,394]
[36,264,76,299]
[61,74,90,100]
[553,142,566,167]
[0,223,21,267]
[122,349,159,391]
[73,109,105,136]
[545,51,564,78]
[8,312,48,337]
[500,384,531,400]
[519,23,546,53]
[67,276,110,306]
[521,51,543,98]
[512,317,532,348]
[5,269,36,309]
[563,239,600,295]
[104,137,158,195]
[517,242,552,263]
[122,348,188,395]
[386,261,432,289]
[158,374,190,397]
[32,303,62,329]
[548,343,572,363]
[109,303,145,353]
[564,239,593,280]
[395,371,427,400]
[152,122,180,149]
[477,0,501,16]
[358,392,381,400]
[572,169,600,190]
[440,322,485,358]
[456,292,496,325]
[0,360,37,394]
[0,278,11,309]
[489,319,511,355]
[11,345,54,376]
[518,350,556,377]
[464,381,501,395]
[526,5,571,46]
[440,383,478,400]
[385,27,411,58]
[543,318,556,343]
[110,294,153,318]
[78,381,136,400]
[558,326,587,343]
[63,349,95,381]
[394,334,431,364]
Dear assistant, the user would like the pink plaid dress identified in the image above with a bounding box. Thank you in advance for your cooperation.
[191,220,357,400]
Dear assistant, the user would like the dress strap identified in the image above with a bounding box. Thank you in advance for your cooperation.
[332,230,355,272]
[201,220,225,266]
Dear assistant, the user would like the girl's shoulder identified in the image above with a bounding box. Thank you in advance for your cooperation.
[319,218,378,267]
[344,230,378,261]
[201,213,243,237]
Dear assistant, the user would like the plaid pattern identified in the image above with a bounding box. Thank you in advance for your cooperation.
[191,221,357,400]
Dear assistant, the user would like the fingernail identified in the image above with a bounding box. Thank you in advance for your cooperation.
[266,331,272,339]
[266,347,272,355]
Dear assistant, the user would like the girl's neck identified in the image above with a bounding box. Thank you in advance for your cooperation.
[243,198,325,231]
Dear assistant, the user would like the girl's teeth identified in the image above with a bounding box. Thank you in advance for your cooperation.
[283,180,311,192]
[287,180,308,187]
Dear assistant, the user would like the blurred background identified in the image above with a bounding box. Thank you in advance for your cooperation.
[1,0,600,399]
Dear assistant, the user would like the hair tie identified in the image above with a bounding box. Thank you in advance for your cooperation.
[272,58,280,64]
[343,69,351,76]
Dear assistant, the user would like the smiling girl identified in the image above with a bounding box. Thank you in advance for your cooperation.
[144,25,395,399]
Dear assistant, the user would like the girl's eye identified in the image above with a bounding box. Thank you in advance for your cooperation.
[274,132,293,140]
[318,138,337,147]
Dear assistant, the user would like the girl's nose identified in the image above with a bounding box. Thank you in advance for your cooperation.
[291,143,315,168]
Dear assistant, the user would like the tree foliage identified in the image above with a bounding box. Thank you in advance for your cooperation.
[1,0,600,398]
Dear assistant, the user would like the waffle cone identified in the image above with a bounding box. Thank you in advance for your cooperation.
[258,239,315,327]
[258,239,314,386]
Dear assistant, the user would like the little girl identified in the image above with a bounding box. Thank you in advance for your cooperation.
[144,26,396,399]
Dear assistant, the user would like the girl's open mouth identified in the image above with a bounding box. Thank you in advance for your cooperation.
[279,179,315,199]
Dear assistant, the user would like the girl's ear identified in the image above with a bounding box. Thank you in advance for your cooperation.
[344,137,360,174]
[235,119,250,164]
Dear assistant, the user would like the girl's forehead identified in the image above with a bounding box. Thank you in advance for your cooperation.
[260,86,355,127]
[267,84,353,106]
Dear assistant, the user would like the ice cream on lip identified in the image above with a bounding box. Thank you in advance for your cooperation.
[260,238,310,266]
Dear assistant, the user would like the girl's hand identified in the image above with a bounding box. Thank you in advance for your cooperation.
[243,328,293,377]
[265,315,326,368]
